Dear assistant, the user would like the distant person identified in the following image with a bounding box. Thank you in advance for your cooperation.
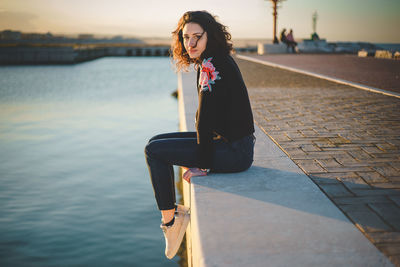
[311,32,320,41]
[286,29,298,53]
[144,10,255,259]
[280,28,287,44]
[280,28,296,53]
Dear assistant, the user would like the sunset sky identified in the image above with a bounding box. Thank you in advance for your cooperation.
[1,0,399,43]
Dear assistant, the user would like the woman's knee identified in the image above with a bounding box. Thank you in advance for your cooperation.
[148,132,196,144]
[144,139,170,159]
[144,140,158,157]
[148,133,165,144]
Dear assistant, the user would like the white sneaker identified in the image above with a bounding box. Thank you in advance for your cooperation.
[160,208,190,259]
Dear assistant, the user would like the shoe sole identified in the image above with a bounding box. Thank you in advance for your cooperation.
[167,212,190,259]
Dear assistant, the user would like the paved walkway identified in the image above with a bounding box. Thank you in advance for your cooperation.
[235,54,400,266]
[179,70,392,267]
[241,54,400,94]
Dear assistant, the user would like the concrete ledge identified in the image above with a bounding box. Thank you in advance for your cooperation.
[375,50,393,59]
[257,43,288,55]
[178,70,393,267]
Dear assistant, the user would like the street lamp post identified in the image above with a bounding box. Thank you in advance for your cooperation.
[268,0,286,44]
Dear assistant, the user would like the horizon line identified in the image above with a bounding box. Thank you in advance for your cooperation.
[1,29,400,44]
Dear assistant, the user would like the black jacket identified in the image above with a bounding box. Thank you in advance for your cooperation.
[195,54,255,168]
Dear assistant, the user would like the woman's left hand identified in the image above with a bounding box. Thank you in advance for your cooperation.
[182,168,207,183]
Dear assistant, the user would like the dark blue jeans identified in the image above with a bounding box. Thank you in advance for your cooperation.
[144,131,255,210]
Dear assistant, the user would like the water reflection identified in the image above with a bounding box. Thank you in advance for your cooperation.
[0,57,180,266]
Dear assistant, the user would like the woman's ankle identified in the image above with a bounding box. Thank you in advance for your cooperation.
[162,216,175,227]
[161,208,175,224]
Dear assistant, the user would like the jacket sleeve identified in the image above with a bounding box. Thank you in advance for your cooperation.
[196,57,222,169]
[196,88,217,168]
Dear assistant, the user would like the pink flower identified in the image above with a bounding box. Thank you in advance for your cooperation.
[199,57,221,92]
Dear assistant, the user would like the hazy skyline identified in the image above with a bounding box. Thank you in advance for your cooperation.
[1,0,399,43]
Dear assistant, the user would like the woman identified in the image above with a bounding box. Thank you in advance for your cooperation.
[144,10,255,259]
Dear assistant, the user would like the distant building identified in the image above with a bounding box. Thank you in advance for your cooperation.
[44,32,53,39]
[0,30,22,40]
[18,32,53,40]
[21,33,42,40]
[111,35,124,40]
[78,34,94,39]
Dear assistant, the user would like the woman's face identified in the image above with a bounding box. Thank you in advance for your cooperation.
[182,22,207,59]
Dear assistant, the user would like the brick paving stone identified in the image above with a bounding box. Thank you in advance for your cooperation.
[294,159,326,173]
[339,176,371,190]
[312,139,336,148]
[350,139,387,144]
[389,255,400,266]
[382,253,400,267]
[299,129,320,137]
[277,140,315,149]
[313,132,340,138]
[300,144,321,152]
[318,183,354,198]
[284,131,305,139]
[374,165,400,177]
[342,162,386,168]
[369,203,400,230]
[333,196,392,205]
[346,210,393,233]
[323,146,367,152]
[328,136,351,144]
[289,154,323,161]
[365,158,400,163]
[352,189,400,197]
[390,177,400,182]
[337,143,370,149]
[309,176,340,185]
[375,243,400,256]
[376,143,398,151]
[348,149,375,160]
[282,147,308,159]
[334,153,360,164]
[282,136,324,142]
[366,232,400,243]
[309,172,357,180]
[270,134,291,142]
[324,166,373,172]
[389,161,400,171]
[307,151,354,159]
[372,183,400,189]
[340,134,365,141]
[287,120,305,127]
[362,145,386,153]
[388,140,400,147]
[338,204,371,212]
[390,196,400,207]
[317,158,342,168]
[373,152,400,159]
[334,172,361,179]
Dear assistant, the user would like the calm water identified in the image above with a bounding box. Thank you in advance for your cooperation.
[0,57,181,266]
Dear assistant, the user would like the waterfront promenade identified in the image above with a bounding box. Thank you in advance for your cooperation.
[235,54,400,266]
[178,54,395,266]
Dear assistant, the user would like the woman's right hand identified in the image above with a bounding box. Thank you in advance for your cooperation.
[182,167,207,183]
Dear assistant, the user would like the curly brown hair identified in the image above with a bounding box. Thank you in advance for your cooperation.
[171,10,233,71]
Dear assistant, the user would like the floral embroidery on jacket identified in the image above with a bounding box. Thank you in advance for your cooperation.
[199,57,221,92]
